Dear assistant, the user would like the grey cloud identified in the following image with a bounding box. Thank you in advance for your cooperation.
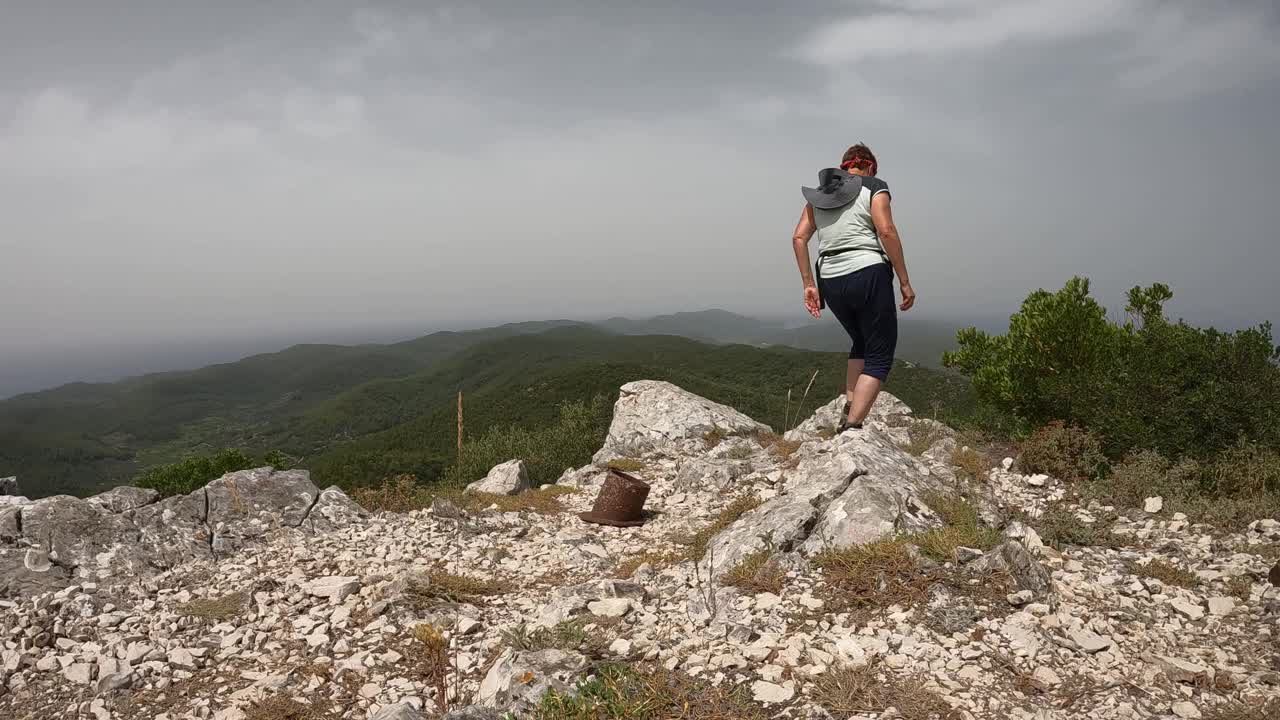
[1,1,1277,386]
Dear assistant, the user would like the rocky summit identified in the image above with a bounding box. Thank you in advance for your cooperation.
[1,379,1278,720]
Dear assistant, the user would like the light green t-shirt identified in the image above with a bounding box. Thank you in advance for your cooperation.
[814,176,891,279]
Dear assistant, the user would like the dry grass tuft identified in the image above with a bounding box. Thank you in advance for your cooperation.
[461,485,578,515]
[409,624,451,715]
[950,446,987,482]
[177,592,248,621]
[906,421,946,456]
[614,549,684,578]
[243,695,331,720]
[502,619,616,659]
[722,549,786,595]
[605,458,646,473]
[702,425,729,449]
[812,539,929,613]
[1225,575,1253,601]
[911,493,1001,562]
[673,495,762,559]
[530,663,767,720]
[1130,558,1199,589]
[352,474,430,513]
[404,570,512,607]
[811,660,962,720]
[1021,505,1130,550]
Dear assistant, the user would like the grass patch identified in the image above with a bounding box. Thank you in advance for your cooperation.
[502,619,616,659]
[812,539,928,613]
[605,458,646,473]
[352,474,432,513]
[906,421,946,456]
[529,663,766,720]
[1021,506,1127,550]
[409,624,451,715]
[614,549,683,578]
[811,660,961,720]
[404,570,513,607]
[722,549,786,595]
[672,495,762,559]
[244,695,331,720]
[176,592,248,622]
[702,425,729,450]
[1130,559,1199,589]
[462,485,578,515]
[1226,575,1253,602]
[910,493,1000,563]
[951,446,987,482]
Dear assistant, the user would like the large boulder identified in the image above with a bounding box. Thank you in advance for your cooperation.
[86,486,159,514]
[593,380,771,463]
[0,467,365,598]
[466,459,531,496]
[784,393,913,442]
[476,649,589,713]
[704,414,945,578]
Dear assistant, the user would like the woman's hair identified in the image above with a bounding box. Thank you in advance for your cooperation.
[841,143,878,176]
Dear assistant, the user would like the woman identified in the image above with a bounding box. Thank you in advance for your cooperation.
[791,143,915,432]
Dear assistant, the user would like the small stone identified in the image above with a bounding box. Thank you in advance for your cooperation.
[751,680,794,704]
[1205,597,1235,616]
[304,576,361,603]
[1155,655,1210,685]
[1007,590,1034,607]
[587,599,631,618]
[1026,474,1048,487]
[1032,666,1062,687]
[1171,700,1201,719]
[1069,629,1112,654]
[1002,457,1014,471]
[1144,496,1164,514]
[63,662,94,684]
[608,639,632,656]
[955,547,985,564]
[457,617,482,635]
[754,593,782,611]
[168,648,197,669]
[1169,599,1205,621]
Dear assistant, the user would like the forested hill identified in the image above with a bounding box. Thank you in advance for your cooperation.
[0,321,974,499]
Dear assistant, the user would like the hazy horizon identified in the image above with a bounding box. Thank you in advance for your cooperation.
[4,2,1278,395]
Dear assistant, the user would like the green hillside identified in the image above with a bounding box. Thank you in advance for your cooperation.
[0,323,976,499]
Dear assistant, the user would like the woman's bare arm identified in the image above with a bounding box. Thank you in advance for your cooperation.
[792,204,817,288]
[870,193,915,311]
[792,204,822,318]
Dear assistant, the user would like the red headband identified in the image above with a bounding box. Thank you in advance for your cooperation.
[841,158,877,175]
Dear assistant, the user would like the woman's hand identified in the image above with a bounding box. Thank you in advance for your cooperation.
[899,282,916,311]
[804,286,821,318]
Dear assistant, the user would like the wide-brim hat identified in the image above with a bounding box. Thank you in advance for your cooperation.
[579,468,651,528]
[802,168,863,210]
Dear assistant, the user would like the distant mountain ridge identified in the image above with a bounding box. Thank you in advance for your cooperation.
[0,312,977,499]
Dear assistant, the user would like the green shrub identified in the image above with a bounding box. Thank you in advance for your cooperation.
[443,396,611,489]
[1018,422,1107,482]
[134,448,255,497]
[944,277,1280,460]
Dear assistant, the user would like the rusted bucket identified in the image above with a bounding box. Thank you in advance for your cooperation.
[579,468,650,527]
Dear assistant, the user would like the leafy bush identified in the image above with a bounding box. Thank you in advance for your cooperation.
[442,395,611,489]
[1018,422,1107,482]
[944,277,1280,460]
[134,448,255,497]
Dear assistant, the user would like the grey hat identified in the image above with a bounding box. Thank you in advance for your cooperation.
[802,168,863,209]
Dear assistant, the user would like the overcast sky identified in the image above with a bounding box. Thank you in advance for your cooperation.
[3,0,1279,387]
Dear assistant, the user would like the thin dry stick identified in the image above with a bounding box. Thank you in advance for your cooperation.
[456,391,463,453]
[792,369,820,430]
[785,388,793,429]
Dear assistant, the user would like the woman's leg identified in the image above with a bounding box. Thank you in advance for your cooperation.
[845,359,865,411]
[849,265,899,426]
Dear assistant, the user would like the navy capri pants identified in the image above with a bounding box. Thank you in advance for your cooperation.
[818,262,898,380]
